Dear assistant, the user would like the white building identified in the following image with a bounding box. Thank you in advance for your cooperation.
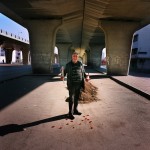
[131,24,150,73]
[11,50,23,64]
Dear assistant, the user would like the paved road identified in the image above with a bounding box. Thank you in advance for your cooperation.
[0,74,150,150]
[0,64,32,82]
[0,64,149,98]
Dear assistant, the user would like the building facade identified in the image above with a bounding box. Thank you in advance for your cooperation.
[131,25,150,73]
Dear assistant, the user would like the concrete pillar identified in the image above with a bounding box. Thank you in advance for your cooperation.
[27,20,62,73]
[89,44,104,68]
[22,45,30,65]
[2,42,13,64]
[5,48,13,64]
[82,52,87,65]
[28,51,31,64]
[85,49,91,66]
[57,43,72,66]
[68,47,75,61]
[100,20,139,75]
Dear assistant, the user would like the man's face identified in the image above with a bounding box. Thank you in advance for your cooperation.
[72,54,78,63]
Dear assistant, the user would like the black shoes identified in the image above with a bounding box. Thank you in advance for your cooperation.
[68,113,75,120]
[68,110,82,120]
[74,110,82,115]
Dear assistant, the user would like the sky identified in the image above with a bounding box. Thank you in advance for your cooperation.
[0,13,29,41]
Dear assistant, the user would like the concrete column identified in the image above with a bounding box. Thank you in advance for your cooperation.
[22,45,30,65]
[2,42,13,64]
[89,44,104,68]
[82,52,87,65]
[85,49,91,66]
[28,51,31,64]
[56,43,72,66]
[5,48,13,64]
[100,20,139,75]
[27,20,62,73]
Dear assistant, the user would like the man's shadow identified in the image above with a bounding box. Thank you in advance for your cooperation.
[0,114,68,136]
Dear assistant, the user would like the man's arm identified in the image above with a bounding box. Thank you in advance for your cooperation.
[64,64,67,77]
[81,63,90,81]
[81,63,87,78]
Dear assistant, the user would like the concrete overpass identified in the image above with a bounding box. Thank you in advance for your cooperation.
[0,31,30,64]
[1,0,150,75]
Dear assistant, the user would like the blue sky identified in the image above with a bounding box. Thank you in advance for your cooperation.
[0,13,29,40]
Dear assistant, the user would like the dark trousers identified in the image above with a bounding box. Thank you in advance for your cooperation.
[68,84,81,114]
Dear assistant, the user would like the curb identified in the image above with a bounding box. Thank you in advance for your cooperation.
[110,76,150,100]
[95,68,150,100]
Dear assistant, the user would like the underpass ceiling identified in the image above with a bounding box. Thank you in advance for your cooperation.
[1,0,150,50]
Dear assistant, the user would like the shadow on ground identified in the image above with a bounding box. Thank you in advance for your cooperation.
[0,114,68,136]
[0,66,108,111]
[0,75,61,110]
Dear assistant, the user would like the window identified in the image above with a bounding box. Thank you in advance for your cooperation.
[132,48,138,55]
[133,34,139,42]
[138,52,147,54]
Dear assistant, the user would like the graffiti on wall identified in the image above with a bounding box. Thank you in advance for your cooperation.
[106,55,129,67]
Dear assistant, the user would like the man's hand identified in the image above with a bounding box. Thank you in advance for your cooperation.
[60,76,64,81]
[85,74,90,82]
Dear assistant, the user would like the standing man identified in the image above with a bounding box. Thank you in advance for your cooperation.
[62,51,87,120]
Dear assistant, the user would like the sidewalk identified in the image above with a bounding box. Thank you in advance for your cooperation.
[110,74,150,100]
[96,67,150,100]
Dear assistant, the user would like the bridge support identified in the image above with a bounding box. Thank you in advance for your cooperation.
[27,20,61,73]
[22,45,30,65]
[5,48,13,64]
[89,44,104,68]
[56,43,72,67]
[100,20,139,75]
[82,52,87,65]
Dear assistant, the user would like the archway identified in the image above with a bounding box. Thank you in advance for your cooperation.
[12,49,23,64]
[101,48,106,69]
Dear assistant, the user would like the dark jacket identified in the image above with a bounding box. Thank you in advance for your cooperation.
[64,61,86,89]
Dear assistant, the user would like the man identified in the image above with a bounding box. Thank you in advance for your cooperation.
[63,51,87,120]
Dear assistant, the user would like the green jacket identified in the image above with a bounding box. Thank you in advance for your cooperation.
[64,61,86,89]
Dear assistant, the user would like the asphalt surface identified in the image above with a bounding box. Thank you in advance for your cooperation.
[0,67,150,150]
[0,64,32,82]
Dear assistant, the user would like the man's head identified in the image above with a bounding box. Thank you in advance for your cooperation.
[72,51,78,63]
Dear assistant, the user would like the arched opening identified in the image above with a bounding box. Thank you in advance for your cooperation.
[54,46,59,64]
[100,48,107,71]
[52,46,60,74]
[11,49,23,64]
